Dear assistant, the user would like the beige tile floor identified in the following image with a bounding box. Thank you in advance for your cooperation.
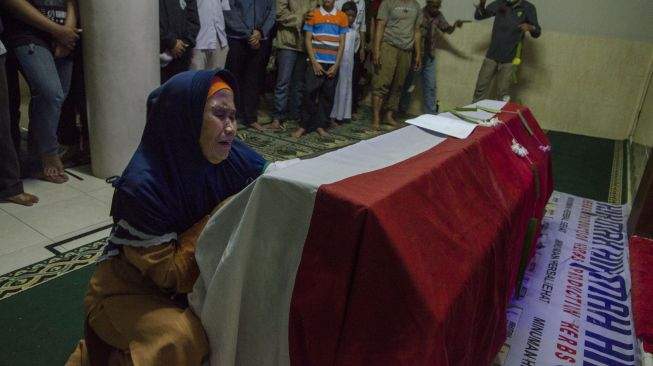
[0,165,113,276]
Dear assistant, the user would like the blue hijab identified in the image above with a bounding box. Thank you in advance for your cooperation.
[108,69,266,247]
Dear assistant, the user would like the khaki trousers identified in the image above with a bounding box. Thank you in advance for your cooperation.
[472,57,514,102]
[373,42,412,112]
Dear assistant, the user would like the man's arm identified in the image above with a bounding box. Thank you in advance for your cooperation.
[413,23,422,70]
[474,0,498,20]
[261,0,276,37]
[522,4,541,38]
[373,20,385,65]
[327,32,346,78]
[224,0,251,37]
[2,0,81,49]
[276,0,303,28]
[305,30,325,76]
[184,0,201,48]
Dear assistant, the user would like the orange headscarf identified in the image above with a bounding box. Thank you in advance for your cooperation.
[207,76,233,99]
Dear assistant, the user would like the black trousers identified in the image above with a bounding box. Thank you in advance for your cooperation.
[301,61,337,132]
[225,38,270,125]
[58,46,88,147]
[0,54,23,199]
[5,50,21,155]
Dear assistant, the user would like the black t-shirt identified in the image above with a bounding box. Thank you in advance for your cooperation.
[475,0,540,63]
[3,0,68,49]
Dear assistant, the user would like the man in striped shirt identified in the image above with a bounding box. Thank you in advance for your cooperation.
[292,0,349,139]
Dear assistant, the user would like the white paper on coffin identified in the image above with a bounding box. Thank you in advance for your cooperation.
[405,114,478,139]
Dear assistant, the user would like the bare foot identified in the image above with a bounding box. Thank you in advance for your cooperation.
[383,112,399,127]
[316,128,330,137]
[291,127,305,139]
[7,192,40,206]
[329,120,339,129]
[40,155,68,184]
[371,120,380,131]
[249,122,265,131]
[267,120,285,131]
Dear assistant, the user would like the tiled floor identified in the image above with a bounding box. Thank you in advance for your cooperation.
[0,165,113,276]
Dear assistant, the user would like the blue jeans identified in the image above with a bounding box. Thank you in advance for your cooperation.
[14,44,73,157]
[272,49,306,121]
[399,54,437,114]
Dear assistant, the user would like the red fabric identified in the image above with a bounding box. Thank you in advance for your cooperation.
[630,235,653,353]
[289,104,552,365]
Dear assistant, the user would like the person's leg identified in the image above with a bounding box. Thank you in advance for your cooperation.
[317,63,338,136]
[288,52,307,121]
[371,42,398,129]
[189,49,209,71]
[208,46,229,70]
[88,295,208,366]
[385,47,411,126]
[0,54,38,205]
[495,62,514,102]
[351,50,363,114]
[398,54,416,113]
[14,44,69,183]
[421,55,437,114]
[295,62,321,138]
[225,39,255,128]
[472,57,498,103]
[234,40,268,129]
[5,51,21,155]
[272,49,298,127]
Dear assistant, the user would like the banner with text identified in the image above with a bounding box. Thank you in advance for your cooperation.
[495,192,637,366]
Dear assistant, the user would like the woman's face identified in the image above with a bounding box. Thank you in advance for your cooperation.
[199,89,237,164]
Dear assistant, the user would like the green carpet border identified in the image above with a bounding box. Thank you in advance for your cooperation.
[0,239,104,301]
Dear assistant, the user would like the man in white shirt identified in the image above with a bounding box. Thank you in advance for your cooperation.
[190,0,230,69]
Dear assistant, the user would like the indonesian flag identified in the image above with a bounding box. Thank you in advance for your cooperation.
[190,101,553,366]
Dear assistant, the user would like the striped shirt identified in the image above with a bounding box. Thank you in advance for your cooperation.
[303,6,349,64]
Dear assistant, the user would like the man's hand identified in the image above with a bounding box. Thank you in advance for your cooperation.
[414,54,422,71]
[52,24,81,50]
[311,61,325,76]
[519,23,534,32]
[373,49,381,66]
[326,64,338,78]
[52,42,72,59]
[304,10,314,23]
[170,39,188,58]
[248,29,262,49]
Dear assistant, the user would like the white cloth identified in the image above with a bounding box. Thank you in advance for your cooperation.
[189,126,446,366]
[335,0,366,51]
[330,28,357,120]
[0,40,6,56]
[195,0,230,50]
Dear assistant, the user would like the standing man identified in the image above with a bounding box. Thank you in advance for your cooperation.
[159,0,200,82]
[372,0,422,130]
[224,0,276,131]
[270,0,320,131]
[190,0,230,70]
[400,0,463,114]
[2,0,82,184]
[472,0,540,102]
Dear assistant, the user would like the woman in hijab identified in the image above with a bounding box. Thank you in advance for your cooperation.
[80,69,267,365]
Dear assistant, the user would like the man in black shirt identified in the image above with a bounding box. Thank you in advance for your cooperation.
[471,0,540,102]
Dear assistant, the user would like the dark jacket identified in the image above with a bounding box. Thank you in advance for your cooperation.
[159,0,201,51]
[224,0,276,39]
